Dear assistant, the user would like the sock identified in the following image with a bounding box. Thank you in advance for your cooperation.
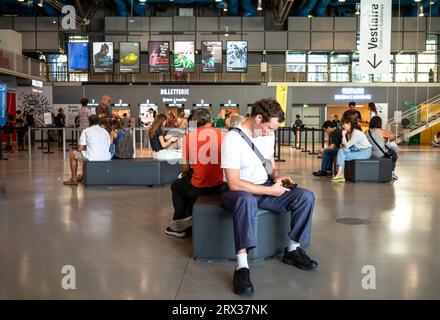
[288,239,300,253]
[236,253,249,270]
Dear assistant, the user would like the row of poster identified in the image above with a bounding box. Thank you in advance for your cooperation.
[68,41,248,74]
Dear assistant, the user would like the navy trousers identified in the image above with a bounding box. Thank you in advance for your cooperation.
[321,147,339,172]
[221,183,315,252]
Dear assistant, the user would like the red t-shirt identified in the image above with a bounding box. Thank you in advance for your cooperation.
[184,127,224,188]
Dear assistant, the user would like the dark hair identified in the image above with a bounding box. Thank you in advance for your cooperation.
[149,113,167,138]
[369,116,382,129]
[16,110,21,115]
[368,102,377,114]
[191,108,212,127]
[80,98,89,106]
[123,113,127,117]
[322,120,335,129]
[341,117,361,132]
[89,114,99,126]
[250,98,285,123]
[296,114,300,119]
[111,118,122,130]
[348,101,356,107]
[437,132,440,138]
[58,108,63,113]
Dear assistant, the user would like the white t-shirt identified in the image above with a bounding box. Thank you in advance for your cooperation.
[141,113,154,127]
[221,125,275,185]
[79,125,112,161]
[370,111,377,120]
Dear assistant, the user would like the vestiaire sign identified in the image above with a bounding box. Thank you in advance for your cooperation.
[0,84,6,126]
[359,0,391,75]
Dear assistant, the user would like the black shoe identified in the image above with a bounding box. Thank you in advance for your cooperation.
[233,268,254,296]
[312,170,327,177]
[282,247,318,271]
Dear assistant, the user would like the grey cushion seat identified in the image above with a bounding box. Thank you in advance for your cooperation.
[192,195,290,262]
[83,158,181,186]
[344,158,393,183]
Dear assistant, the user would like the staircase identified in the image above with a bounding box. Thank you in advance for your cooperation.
[387,94,440,144]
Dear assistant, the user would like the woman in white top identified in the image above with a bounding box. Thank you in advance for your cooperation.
[332,118,372,182]
[367,102,378,124]
[433,132,440,147]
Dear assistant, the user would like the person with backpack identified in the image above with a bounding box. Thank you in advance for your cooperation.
[54,108,66,147]
[110,119,134,159]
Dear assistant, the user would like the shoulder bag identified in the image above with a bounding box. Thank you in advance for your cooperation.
[367,130,398,161]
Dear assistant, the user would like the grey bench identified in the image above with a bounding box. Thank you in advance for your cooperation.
[83,158,180,186]
[344,158,392,183]
[192,195,290,262]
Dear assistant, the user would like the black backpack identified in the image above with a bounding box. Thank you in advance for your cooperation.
[114,129,134,159]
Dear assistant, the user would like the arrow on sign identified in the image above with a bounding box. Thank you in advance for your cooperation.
[367,54,383,69]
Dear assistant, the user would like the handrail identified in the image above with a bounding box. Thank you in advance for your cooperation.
[387,93,440,126]
[0,47,46,80]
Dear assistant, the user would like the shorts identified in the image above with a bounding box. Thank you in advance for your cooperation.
[73,150,89,161]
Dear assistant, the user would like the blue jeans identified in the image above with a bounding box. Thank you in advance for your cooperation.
[321,148,339,172]
[336,146,372,170]
[220,182,315,252]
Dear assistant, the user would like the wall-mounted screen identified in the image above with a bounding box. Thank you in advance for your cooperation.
[201,41,222,73]
[226,41,247,73]
[173,41,195,73]
[119,42,140,74]
[68,42,89,72]
[148,41,170,73]
[92,42,114,73]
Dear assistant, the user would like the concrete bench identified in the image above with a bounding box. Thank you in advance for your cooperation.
[192,195,290,262]
[83,158,181,186]
[344,158,392,183]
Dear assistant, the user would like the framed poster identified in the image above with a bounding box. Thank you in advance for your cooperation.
[226,41,248,73]
[148,41,170,73]
[67,42,89,72]
[92,42,114,73]
[119,42,141,74]
[201,41,222,73]
[173,41,195,73]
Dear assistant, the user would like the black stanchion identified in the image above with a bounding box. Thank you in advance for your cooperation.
[296,128,302,150]
[43,129,54,154]
[38,128,44,150]
[309,128,318,155]
[317,128,325,159]
[275,129,285,162]
[287,127,291,147]
[301,128,309,152]
[292,128,297,148]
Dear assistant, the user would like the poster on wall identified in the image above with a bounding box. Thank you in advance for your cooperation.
[226,41,247,73]
[201,41,222,73]
[119,42,140,74]
[92,42,114,73]
[148,41,170,73]
[67,42,89,72]
[173,41,195,73]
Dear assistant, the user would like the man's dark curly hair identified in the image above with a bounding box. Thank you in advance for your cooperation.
[250,98,285,123]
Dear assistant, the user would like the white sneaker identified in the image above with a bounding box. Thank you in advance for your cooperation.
[170,216,192,232]
[392,172,398,180]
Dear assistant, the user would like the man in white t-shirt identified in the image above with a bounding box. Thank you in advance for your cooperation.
[221,98,318,296]
[63,114,112,186]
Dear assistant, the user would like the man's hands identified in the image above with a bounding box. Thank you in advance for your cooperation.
[269,179,290,197]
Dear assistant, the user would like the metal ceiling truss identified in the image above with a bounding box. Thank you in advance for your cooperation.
[273,0,295,25]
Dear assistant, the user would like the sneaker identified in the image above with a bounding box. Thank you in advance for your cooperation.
[312,170,328,177]
[165,227,187,238]
[282,247,318,271]
[331,175,345,183]
[392,172,398,180]
[170,216,192,232]
[233,268,254,296]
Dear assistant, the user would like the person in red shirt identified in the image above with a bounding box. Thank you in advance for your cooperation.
[165,108,226,238]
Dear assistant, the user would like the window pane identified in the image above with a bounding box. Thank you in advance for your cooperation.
[308,54,328,63]
[395,54,416,63]
[418,64,436,72]
[330,54,350,63]
[395,73,415,82]
[418,54,437,63]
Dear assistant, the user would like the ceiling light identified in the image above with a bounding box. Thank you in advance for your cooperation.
[419,6,424,16]
[338,0,346,2]
[17,0,25,3]
[37,0,43,7]
[257,0,263,11]
[224,26,229,37]
[215,0,221,2]
[355,3,360,15]
[139,0,147,2]
[223,3,228,12]
[307,14,313,19]
[414,0,421,2]
[52,19,57,24]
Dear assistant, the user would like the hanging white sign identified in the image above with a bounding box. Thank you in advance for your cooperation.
[359,0,392,75]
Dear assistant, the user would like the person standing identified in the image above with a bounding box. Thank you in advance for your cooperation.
[54,108,66,147]
[15,110,25,151]
[121,113,130,128]
[221,98,318,296]
[96,95,112,132]
[25,108,36,146]
[342,101,362,123]
[3,113,14,153]
[332,114,342,130]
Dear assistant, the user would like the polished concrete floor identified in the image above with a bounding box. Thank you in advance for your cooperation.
[0,144,439,300]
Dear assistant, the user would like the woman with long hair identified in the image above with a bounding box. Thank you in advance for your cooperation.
[176,111,188,129]
[149,113,179,159]
[332,118,372,182]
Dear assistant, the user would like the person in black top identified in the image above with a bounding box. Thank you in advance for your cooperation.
[54,108,66,147]
[148,113,178,153]
[292,114,304,130]
[313,120,343,177]
[342,101,362,123]
[25,109,36,146]
[15,110,25,151]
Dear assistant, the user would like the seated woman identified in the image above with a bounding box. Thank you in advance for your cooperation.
[366,116,398,180]
[149,113,180,159]
[432,132,440,147]
[110,119,134,159]
[332,118,372,183]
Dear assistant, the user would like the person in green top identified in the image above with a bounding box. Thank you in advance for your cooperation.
[215,113,226,128]
[174,51,194,70]
[313,120,343,177]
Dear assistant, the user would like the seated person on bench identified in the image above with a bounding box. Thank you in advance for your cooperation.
[313,120,342,177]
[332,118,372,183]
[432,132,440,147]
[149,113,180,160]
[110,119,134,159]
[165,108,227,238]
[63,115,112,185]
[221,98,318,297]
